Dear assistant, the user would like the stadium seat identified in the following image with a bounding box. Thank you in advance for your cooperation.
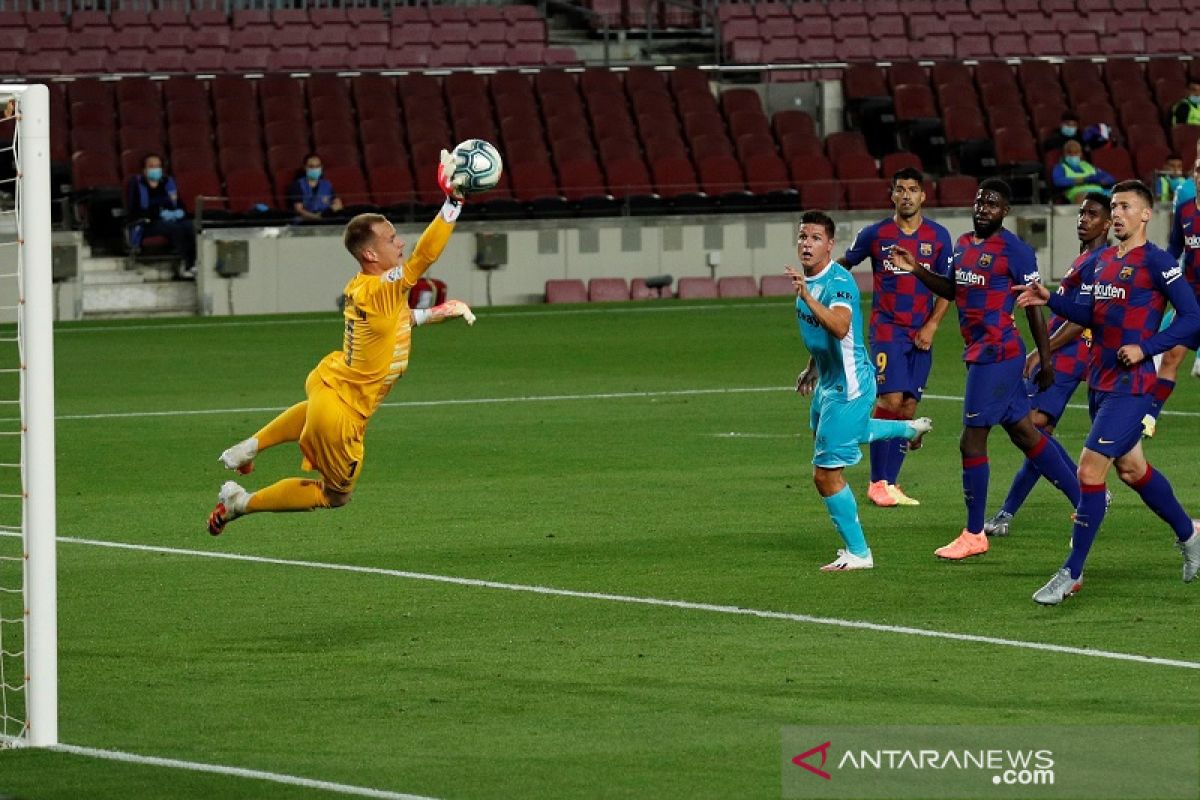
[1090,147,1136,182]
[587,278,630,302]
[674,277,717,299]
[936,174,980,207]
[800,180,845,210]
[845,179,891,210]
[545,279,587,304]
[760,274,794,297]
[717,276,757,298]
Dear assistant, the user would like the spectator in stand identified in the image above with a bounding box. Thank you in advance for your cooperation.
[1051,140,1115,204]
[1083,123,1117,152]
[1041,110,1084,154]
[1174,138,1200,213]
[1157,153,1186,204]
[288,154,344,223]
[126,153,197,280]
[1171,80,1200,127]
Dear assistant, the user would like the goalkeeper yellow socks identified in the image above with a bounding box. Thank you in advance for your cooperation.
[253,402,308,450]
[246,478,331,513]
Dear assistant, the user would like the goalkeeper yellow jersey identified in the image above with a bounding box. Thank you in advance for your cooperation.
[312,215,454,419]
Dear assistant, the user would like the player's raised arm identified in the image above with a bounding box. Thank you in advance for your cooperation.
[412,299,476,327]
[785,265,852,339]
[890,244,955,300]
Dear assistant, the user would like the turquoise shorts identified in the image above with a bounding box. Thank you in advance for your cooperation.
[808,390,874,468]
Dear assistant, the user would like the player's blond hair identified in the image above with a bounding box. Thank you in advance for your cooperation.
[343,213,389,261]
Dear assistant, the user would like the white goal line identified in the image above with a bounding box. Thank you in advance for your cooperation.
[53,743,437,800]
[9,532,1198,672]
[50,387,1200,423]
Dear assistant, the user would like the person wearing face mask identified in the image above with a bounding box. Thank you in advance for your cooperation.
[1171,81,1200,127]
[125,152,197,279]
[288,154,344,223]
[1051,140,1115,204]
[1040,111,1084,155]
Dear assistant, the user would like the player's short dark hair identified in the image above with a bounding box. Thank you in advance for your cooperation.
[1082,191,1112,215]
[343,212,389,260]
[142,152,164,168]
[304,152,322,164]
[1111,179,1154,208]
[890,167,924,188]
[799,210,836,239]
[978,177,1012,204]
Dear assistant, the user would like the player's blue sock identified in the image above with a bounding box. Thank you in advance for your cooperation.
[963,455,989,534]
[1000,459,1040,516]
[1148,379,1175,421]
[885,438,908,486]
[823,485,870,558]
[1130,465,1195,541]
[1024,433,1081,507]
[868,408,899,482]
[1006,434,1077,515]
[1064,482,1108,579]
[869,438,889,483]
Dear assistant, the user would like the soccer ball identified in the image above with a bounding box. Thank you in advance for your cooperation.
[449,139,503,195]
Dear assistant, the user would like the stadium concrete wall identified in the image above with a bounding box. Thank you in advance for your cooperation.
[195,206,1171,316]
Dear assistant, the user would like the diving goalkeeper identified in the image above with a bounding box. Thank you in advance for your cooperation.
[207,152,474,535]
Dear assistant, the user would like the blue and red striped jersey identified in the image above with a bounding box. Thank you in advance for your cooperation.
[1048,248,1102,381]
[1168,197,1200,287]
[1051,242,1200,394]
[950,228,1040,364]
[841,217,953,343]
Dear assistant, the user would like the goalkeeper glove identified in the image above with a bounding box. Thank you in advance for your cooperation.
[437,149,466,201]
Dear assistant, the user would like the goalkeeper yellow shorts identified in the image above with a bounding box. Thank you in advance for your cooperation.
[299,369,366,494]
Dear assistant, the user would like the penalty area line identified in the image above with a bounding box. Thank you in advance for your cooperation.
[52,743,438,800]
[36,533,1200,672]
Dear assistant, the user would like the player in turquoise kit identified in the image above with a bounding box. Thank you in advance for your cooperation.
[786,211,933,571]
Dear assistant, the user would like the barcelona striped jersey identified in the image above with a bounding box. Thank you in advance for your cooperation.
[1051,241,1200,395]
[1048,248,1103,381]
[313,215,454,419]
[1169,196,1200,287]
[950,228,1040,364]
[795,261,875,402]
[841,218,954,343]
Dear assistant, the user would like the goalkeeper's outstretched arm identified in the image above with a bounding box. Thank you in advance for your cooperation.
[412,299,476,327]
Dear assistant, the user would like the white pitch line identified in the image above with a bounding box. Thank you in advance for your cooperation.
[51,301,785,335]
[25,533,1200,672]
[52,388,1200,423]
[53,744,437,800]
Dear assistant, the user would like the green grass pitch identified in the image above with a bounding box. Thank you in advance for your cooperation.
[1,297,1198,799]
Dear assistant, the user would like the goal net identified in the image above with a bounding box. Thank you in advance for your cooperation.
[0,84,58,749]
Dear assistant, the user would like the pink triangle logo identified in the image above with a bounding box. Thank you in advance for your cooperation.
[792,740,832,780]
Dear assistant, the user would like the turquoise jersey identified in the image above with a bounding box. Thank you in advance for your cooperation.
[1176,180,1197,212]
[795,261,876,402]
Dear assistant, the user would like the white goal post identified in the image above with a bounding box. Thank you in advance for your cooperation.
[0,83,58,749]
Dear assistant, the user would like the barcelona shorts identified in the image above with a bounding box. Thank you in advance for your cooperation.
[1025,368,1084,425]
[299,369,367,494]
[870,337,932,400]
[962,357,1031,428]
[808,390,873,469]
[1084,388,1151,459]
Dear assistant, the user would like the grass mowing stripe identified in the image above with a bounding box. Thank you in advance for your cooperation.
[53,388,1200,422]
[25,533,1200,672]
[54,744,437,800]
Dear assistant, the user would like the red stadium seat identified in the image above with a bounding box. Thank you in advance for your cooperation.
[760,274,794,297]
[174,169,226,212]
[587,278,630,302]
[936,174,980,206]
[800,180,845,210]
[743,153,792,194]
[696,154,745,194]
[676,277,718,299]
[835,152,879,181]
[1090,147,1136,182]
[773,110,817,140]
[717,276,757,298]
[605,157,656,199]
[650,155,700,198]
[368,163,416,207]
[881,152,923,178]
[787,153,834,183]
[224,168,275,213]
[545,279,587,304]
[845,179,891,210]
